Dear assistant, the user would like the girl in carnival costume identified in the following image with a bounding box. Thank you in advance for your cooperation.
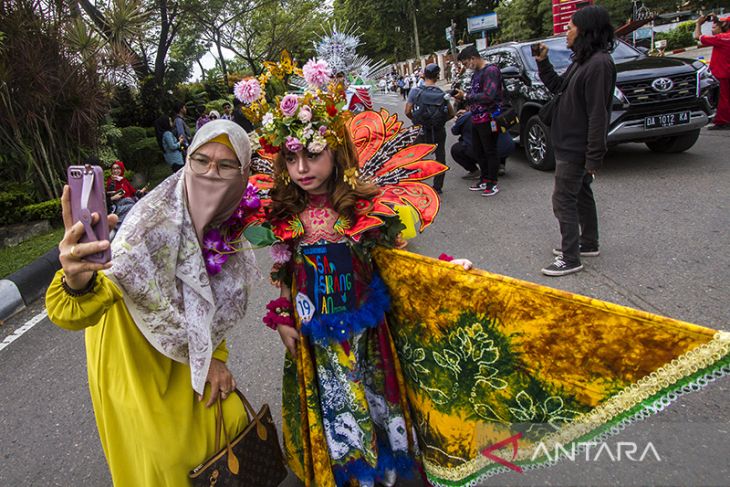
[230,57,470,486]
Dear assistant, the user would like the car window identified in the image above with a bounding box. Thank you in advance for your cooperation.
[484,49,522,70]
[520,39,641,71]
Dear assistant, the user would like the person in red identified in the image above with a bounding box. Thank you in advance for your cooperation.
[695,13,730,129]
[105,160,147,230]
[105,160,139,199]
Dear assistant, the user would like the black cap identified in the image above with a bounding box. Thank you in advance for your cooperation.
[424,63,440,76]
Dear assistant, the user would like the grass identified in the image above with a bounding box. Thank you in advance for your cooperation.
[0,227,64,278]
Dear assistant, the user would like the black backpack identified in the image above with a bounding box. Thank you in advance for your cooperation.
[411,86,449,129]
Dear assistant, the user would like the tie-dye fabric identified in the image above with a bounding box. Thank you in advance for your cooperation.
[373,248,730,487]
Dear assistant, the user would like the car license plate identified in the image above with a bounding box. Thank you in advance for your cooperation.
[645,111,690,129]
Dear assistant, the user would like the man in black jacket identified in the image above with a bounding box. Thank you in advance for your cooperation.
[534,5,616,276]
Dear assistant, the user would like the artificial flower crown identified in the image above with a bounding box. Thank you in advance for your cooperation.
[234,52,350,155]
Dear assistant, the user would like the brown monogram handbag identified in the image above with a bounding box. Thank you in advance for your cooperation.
[189,389,288,487]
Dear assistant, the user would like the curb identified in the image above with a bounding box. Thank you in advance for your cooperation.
[0,247,60,321]
[671,45,702,55]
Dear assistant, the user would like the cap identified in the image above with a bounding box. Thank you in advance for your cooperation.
[424,63,440,76]
[719,15,730,22]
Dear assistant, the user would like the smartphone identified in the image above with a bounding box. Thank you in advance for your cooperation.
[67,164,112,264]
[531,43,541,57]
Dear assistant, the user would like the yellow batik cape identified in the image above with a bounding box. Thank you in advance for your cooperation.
[374,248,730,487]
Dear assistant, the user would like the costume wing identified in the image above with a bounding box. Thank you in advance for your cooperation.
[347,109,447,237]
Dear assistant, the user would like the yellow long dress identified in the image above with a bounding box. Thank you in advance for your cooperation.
[46,270,248,486]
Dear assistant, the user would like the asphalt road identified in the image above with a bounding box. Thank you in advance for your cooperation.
[1,94,728,486]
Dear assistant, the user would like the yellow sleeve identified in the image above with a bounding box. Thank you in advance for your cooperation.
[213,339,229,363]
[45,270,123,331]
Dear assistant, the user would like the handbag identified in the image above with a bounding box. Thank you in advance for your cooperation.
[538,63,578,126]
[189,389,288,487]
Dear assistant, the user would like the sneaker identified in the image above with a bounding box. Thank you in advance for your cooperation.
[498,164,506,176]
[552,246,600,257]
[469,179,488,191]
[481,182,499,197]
[541,257,583,276]
[461,170,480,180]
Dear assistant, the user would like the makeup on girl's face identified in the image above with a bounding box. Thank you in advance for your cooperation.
[285,149,335,195]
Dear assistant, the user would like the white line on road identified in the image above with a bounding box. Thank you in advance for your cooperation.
[0,309,47,352]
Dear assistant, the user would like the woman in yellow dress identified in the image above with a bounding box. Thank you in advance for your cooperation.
[45,120,258,486]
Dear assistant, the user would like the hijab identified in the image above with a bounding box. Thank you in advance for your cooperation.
[184,120,251,244]
[108,120,257,394]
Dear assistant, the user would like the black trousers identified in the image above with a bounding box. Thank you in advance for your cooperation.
[418,126,447,190]
[471,122,499,182]
[450,142,479,172]
[552,160,599,265]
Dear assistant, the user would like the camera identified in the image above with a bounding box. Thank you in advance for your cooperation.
[531,43,541,57]
[706,14,717,22]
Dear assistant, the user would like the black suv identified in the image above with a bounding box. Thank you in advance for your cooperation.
[474,37,719,170]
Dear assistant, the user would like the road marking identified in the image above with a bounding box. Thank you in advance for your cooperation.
[0,309,47,352]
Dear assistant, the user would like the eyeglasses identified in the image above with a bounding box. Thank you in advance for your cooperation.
[189,154,242,179]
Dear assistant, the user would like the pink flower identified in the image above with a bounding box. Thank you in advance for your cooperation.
[270,243,292,264]
[302,59,332,88]
[280,94,299,117]
[318,125,328,136]
[285,136,303,153]
[298,105,313,122]
[233,78,261,104]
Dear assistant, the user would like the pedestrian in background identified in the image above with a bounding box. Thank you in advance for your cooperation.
[195,105,210,130]
[534,5,616,276]
[232,98,254,132]
[221,101,234,120]
[455,45,503,197]
[451,109,512,179]
[694,13,730,130]
[155,114,185,172]
[173,101,191,159]
[46,120,256,485]
[405,63,455,194]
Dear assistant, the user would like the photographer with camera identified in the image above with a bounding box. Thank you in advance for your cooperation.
[695,13,730,130]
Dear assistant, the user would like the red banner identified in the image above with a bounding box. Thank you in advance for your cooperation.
[552,0,593,34]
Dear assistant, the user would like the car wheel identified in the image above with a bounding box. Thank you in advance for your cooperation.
[523,115,555,171]
[645,129,701,153]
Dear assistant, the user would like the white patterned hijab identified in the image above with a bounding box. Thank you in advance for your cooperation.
[107,121,258,394]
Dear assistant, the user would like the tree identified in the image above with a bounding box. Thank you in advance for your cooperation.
[0,0,109,199]
[495,0,552,43]
[219,0,327,75]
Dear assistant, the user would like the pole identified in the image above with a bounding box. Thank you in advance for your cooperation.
[411,0,421,59]
[450,18,457,58]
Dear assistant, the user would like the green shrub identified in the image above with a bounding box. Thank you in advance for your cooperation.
[116,126,147,165]
[125,137,162,172]
[655,21,696,51]
[22,198,61,223]
[0,189,34,225]
[144,126,156,137]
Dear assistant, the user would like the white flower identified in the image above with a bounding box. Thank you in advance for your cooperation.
[298,105,312,123]
[261,112,274,127]
[307,135,327,154]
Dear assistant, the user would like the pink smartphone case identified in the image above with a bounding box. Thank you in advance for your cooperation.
[67,165,112,264]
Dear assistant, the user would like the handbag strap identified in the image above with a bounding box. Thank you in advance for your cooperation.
[212,388,269,475]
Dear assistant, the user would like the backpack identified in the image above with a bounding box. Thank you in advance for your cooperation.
[411,86,449,129]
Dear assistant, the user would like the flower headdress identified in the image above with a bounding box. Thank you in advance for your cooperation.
[234,54,350,155]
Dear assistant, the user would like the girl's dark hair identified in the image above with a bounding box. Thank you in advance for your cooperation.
[154,115,172,150]
[268,132,379,224]
[571,5,615,65]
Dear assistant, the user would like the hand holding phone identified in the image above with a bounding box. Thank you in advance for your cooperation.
[67,165,112,264]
